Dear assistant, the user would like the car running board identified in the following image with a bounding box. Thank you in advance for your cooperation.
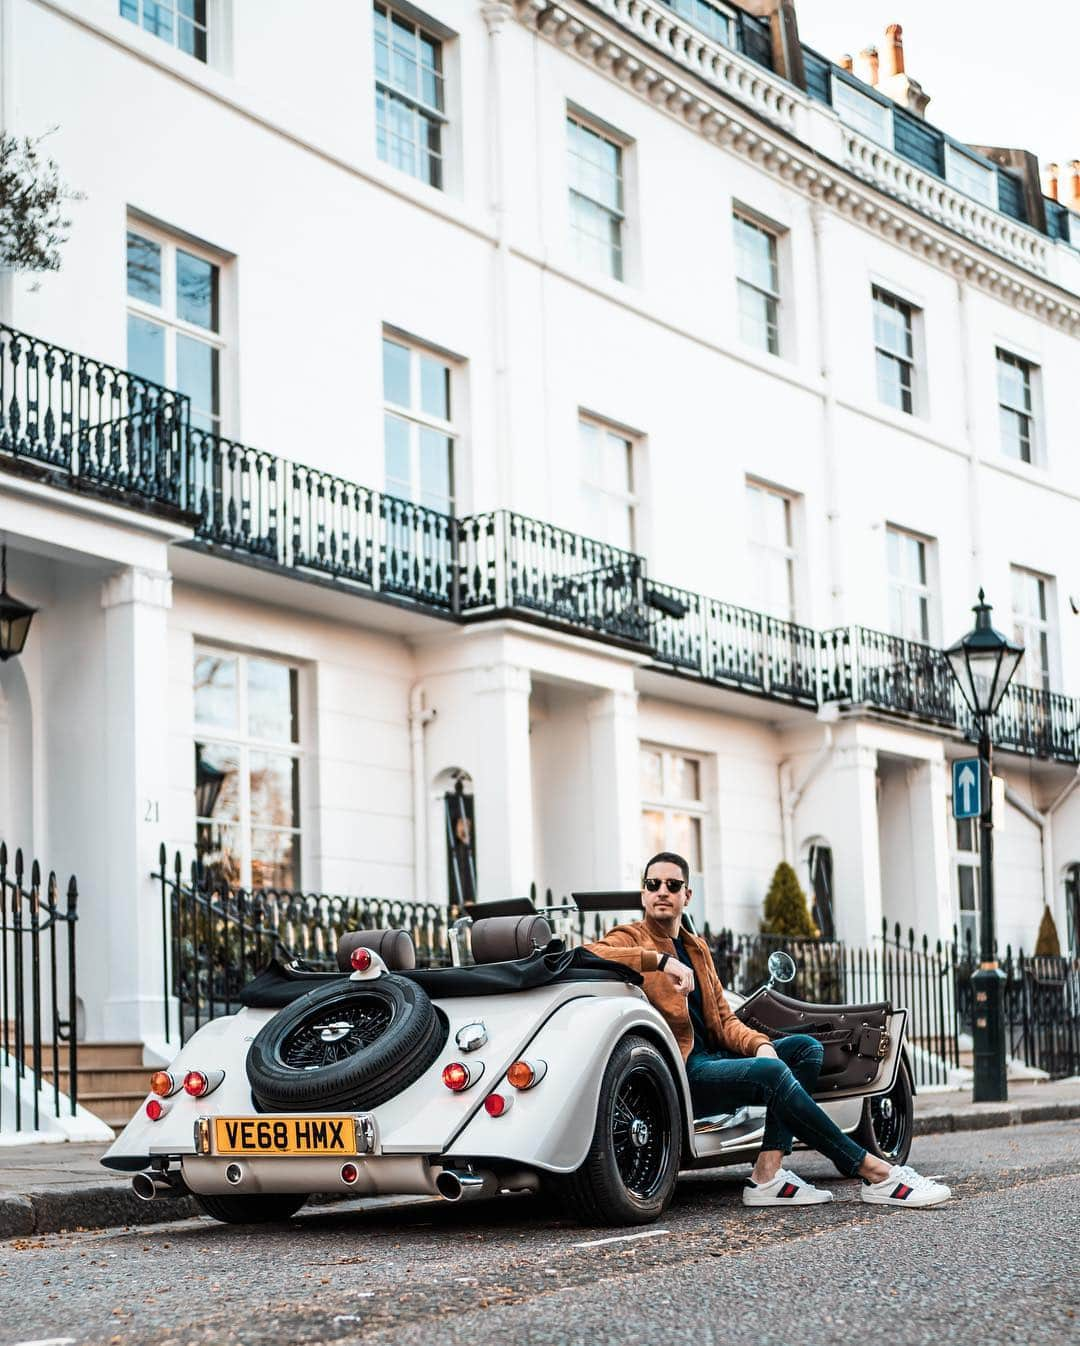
[693,1106,767,1134]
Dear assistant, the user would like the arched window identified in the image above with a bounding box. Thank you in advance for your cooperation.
[444,774,476,907]
[807,842,835,941]
[1066,864,1080,956]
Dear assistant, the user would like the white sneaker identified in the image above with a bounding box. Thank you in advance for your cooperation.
[742,1167,834,1206]
[860,1164,952,1209]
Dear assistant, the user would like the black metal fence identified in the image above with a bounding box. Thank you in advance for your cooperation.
[155,848,454,1045]
[0,843,79,1134]
[2,319,1078,761]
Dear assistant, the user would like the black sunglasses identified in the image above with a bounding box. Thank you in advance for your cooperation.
[643,877,686,893]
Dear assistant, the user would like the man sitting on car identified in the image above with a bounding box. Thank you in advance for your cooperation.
[586,851,950,1209]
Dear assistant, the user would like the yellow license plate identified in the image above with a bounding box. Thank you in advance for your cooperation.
[212,1116,357,1156]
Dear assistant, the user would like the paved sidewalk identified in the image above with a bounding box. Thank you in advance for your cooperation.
[2,1077,1078,1238]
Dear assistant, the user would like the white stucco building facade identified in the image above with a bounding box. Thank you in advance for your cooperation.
[2,0,1080,1052]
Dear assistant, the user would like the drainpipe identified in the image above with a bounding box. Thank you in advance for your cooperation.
[1004,766,1080,922]
[0,0,17,325]
[956,278,983,594]
[810,202,843,624]
[779,725,834,862]
[409,683,436,901]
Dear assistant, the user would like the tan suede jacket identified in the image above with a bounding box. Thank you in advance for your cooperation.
[587,916,770,1061]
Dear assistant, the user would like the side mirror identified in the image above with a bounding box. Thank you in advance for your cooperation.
[766,950,796,987]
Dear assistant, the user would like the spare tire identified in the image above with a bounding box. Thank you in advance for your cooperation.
[246,975,446,1112]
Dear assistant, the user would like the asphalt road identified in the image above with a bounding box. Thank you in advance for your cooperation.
[2,1120,1077,1346]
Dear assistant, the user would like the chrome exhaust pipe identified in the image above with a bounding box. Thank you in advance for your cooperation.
[131,1172,186,1202]
[434,1168,499,1202]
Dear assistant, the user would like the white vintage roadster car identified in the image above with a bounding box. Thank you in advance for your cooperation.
[103,899,914,1227]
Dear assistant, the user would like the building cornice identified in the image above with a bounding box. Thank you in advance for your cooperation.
[515,0,1080,335]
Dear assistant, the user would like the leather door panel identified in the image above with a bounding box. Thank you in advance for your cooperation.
[735,986,906,1097]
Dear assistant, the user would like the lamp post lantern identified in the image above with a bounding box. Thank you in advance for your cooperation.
[0,545,37,662]
[944,590,1024,1103]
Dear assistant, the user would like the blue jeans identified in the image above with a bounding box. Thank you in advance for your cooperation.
[685,1033,867,1178]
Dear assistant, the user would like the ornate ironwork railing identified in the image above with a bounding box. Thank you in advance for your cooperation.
[459,510,650,643]
[0,842,80,1134]
[1,321,1077,759]
[0,323,188,510]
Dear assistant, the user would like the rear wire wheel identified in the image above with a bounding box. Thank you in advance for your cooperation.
[550,1034,681,1226]
[840,1058,914,1172]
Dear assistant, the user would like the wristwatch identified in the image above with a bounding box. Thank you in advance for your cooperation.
[657,953,670,972]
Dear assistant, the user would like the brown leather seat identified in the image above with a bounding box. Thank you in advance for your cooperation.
[470,914,553,964]
[337,928,417,973]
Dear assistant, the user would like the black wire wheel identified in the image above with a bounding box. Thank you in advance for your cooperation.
[841,1057,914,1171]
[246,976,447,1113]
[549,1034,682,1226]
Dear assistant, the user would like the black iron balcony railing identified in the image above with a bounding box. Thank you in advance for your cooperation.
[0,323,188,512]
[2,321,1078,762]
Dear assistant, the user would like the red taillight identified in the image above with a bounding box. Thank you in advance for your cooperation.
[145,1097,166,1121]
[149,1071,174,1097]
[350,946,372,972]
[183,1070,209,1098]
[484,1092,511,1117]
[507,1059,547,1090]
[341,1162,359,1184]
[442,1062,471,1092]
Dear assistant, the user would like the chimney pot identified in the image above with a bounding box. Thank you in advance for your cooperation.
[883,23,905,76]
[839,52,854,72]
[855,45,879,86]
[1046,162,1059,201]
[1070,160,1080,210]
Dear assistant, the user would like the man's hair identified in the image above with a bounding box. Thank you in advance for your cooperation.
[641,851,690,885]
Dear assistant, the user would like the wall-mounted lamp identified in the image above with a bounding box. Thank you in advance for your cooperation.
[0,545,37,661]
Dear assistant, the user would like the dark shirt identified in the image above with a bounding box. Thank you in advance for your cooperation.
[673,935,711,1052]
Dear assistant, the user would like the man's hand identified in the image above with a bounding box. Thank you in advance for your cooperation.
[755,1042,779,1059]
[661,959,695,997]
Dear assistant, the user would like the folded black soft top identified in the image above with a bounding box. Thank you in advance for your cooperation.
[237,942,643,1010]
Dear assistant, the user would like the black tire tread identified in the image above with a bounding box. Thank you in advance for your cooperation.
[194,1192,307,1224]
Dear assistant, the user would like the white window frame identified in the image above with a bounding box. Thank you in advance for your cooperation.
[566,110,627,282]
[125,219,226,434]
[578,413,640,551]
[872,285,918,416]
[746,479,798,622]
[886,525,935,644]
[944,143,998,209]
[733,211,782,357]
[1010,565,1057,692]
[996,348,1038,465]
[382,331,458,514]
[119,0,210,62]
[833,76,892,147]
[193,647,303,891]
[639,746,707,909]
[373,1,448,191]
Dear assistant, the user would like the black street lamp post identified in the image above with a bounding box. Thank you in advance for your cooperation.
[945,591,1024,1103]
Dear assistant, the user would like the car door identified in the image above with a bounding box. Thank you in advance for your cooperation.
[735,985,907,1100]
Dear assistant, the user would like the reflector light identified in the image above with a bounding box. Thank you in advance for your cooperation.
[145,1098,166,1121]
[183,1070,209,1098]
[507,1061,534,1090]
[341,1162,359,1184]
[484,1092,511,1117]
[442,1062,471,1092]
[149,1071,174,1097]
[350,946,372,972]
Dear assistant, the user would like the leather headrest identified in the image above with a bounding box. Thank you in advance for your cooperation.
[470,914,553,964]
[337,928,417,973]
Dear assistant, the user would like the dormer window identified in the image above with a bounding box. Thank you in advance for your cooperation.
[659,0,733,46]
[944,144,998,208]
[832,76,891,146]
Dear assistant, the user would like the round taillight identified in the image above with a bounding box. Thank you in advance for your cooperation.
[183,1070,209,1098]
[484,1092,511,1118]
[350,946,372,972]
[341,1162,359,1184]
[149,1071,173,1097]
[145,1098,165,1121]
[442,1062,470,1092]
[507,1061,534,1090]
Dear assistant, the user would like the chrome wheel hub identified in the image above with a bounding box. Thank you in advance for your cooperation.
[317,1021,352,1043]
[629,1118,650,1149]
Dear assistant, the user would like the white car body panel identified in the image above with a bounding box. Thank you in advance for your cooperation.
[106,971,904,1197]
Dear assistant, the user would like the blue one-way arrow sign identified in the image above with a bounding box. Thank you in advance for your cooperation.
[952,757,982,820]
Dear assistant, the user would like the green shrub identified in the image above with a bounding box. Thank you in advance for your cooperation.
[761,861,819,939]
[1034,905,1061,957]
